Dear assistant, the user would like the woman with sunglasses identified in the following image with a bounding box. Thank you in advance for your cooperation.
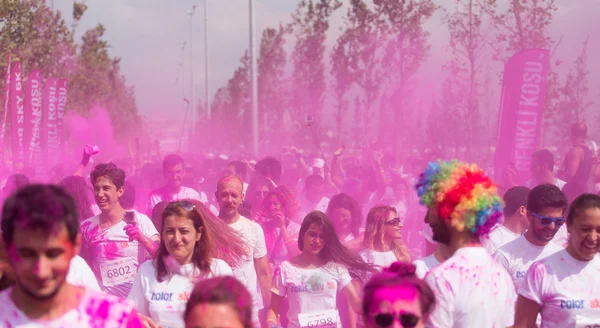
[515,193,600,327]
[362,261,435,328]
[265,211,376,328]
[128,199,247,328]
[361,205,411,271]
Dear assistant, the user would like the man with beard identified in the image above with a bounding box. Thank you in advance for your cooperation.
[494,184,566,288]
[147,154,206,214]
[215,176,271,328]
[416,160,516,328]
[0,184,142,327]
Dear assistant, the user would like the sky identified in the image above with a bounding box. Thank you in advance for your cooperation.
[53,0,600,125]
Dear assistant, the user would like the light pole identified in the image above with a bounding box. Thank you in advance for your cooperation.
[188,5,196,129]
[204,1,210,120]
[249,0,259,156]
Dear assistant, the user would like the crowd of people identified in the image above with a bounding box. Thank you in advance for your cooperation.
[0,122,598,328]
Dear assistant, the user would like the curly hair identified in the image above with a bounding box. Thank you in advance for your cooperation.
[90,162,125,189]
[261,185,301,220]
[362,205,410,262]
[415,160,503,237]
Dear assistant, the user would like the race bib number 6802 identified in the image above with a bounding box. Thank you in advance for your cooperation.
[99,258,136,287]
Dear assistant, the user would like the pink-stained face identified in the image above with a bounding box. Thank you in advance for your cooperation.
[9,225,79,300]
[567,207,600,261]
[185,303,244,328]
[365,285,424,328]
[302,223,325,256]
[163,214,202,264]
[93,176,124,212]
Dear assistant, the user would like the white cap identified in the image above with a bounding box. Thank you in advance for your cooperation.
[312,158,325,169]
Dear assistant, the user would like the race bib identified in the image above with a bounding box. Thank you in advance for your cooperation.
[298,309,339,328]
[575,314,600,328]
[99,258,136,287]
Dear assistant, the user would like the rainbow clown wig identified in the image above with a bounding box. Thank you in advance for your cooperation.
[415,160,504,237]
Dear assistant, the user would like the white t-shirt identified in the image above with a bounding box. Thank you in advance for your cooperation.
[80,212,159,298]
[425,247,517,328]
[147,186,204,214]
[413,253,441,279]
[360,249,397,272]
[0,287,139,327]
[551,224,569,248]
[266,221,301,266]
[127,259,232,328]
[271,261,353,328]
[482,224,521,254]
[493,235,562,287]
[67,255,101,291]
[526,178,567,190]
[228,215,267,325]
[518,250,600,327]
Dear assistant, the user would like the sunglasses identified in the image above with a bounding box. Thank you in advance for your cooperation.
[530,212,565,227]
[384,217,403,226]
[372,313,420,328]
[166,200,196,212]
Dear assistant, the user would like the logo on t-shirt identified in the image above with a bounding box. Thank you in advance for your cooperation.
[516,271,527,279]
[561,299,585,309]
[151,292,174,301]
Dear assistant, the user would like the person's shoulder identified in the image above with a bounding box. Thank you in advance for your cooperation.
[211,258,232,273]
[80,215,100,232]
[148,186,166,197]
[134,211,154,225]
[497,235,525,253]
[240,215,261,229]
[138,259,156,274]
[182,186,201,197]
[84,288,136,314]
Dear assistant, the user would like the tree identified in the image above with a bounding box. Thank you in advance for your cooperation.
[443,0,487,160]
[257,25,291,141]
[556,37,593,146]
[290,0,341,132]
[377,0,436,153]
[0,1,141,143]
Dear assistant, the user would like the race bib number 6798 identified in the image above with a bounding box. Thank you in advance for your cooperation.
[99,258,136,287]
[298,309,339,328]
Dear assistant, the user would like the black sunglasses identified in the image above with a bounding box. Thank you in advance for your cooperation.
[372,313,420,328]
[166,200,196,212]
[384,217,403,226]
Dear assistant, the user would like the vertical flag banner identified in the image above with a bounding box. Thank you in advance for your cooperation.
[57,78,67,152]
[10,60,25,170]
[0,54,11,168]
[494,49,550,186]
[42,77,58,170]
[26,69,43,173]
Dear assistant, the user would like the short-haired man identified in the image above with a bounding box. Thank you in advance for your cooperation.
[494,184,566,288]
[215,176,271,328]
[147,154,208,214]
[81,163,159,298]
[0,184,142,326]
[482,186,530,254]
[528,149,566,189]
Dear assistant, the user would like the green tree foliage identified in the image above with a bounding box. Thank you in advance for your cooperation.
[0,0,140,142]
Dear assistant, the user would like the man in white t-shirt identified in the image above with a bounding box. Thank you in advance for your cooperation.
[0,184,142,327]
[81,163,159,298]
[215,175,271,327]
[482,186,530,254]
[527,149,567,189]
[493,184,567,287]
[415,160,516,328]
[413,243,451,279]
[147,154,207,214]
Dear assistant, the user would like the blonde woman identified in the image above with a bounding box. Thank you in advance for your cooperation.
[361,205,410,270]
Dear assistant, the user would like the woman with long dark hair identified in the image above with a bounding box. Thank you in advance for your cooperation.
[265,211,376,328]
[127,199,247,328]
[326,193,364,244]
[361,205,411,270]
